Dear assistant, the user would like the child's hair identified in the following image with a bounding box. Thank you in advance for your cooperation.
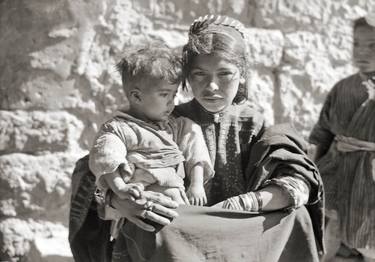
[353,16,375,31]
[354,17,371,30]
[116,43,182,93]
[182,15,249,104]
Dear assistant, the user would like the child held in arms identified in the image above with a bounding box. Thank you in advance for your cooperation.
[89,44,214,237]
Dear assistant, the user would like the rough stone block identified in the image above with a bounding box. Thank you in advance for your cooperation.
[0,218,72,261]
[30,42,75,80]
[276,68,320,137]
[0,153,80,223]
[304,57,355,97]
[254,0,333,31]
[0,111,84,154]
[322,16,353,64]
[283,31,326,66]
[247,69,275,125]
[276,63,355,136]
[246,28,284,68]
[0,218,33,261]
[132,0,255,26]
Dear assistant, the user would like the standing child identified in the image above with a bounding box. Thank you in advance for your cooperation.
[88,44,214,237]
[309,17,375,262]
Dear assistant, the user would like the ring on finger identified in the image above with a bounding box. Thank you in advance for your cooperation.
[144,200,154,211]
[140,210,148,219]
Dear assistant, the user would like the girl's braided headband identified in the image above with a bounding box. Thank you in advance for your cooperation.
[189,15,246,39]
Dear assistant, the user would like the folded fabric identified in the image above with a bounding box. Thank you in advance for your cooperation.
[122,205,320,262]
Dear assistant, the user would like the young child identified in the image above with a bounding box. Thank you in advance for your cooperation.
[309,16,375,262]
[89,44,214,213]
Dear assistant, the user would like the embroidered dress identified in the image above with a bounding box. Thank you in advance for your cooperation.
[89,111,214,192]
[309,73,375,249]
[175,99,315,207]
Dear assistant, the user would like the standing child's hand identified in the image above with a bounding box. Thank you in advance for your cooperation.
[186,184,207,206]
[102,170,144,201]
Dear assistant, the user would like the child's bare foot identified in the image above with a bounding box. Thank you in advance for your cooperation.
[186,184,207,206]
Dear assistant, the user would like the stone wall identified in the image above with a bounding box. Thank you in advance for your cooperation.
[0,0,373,261]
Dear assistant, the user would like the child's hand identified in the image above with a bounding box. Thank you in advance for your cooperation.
[186,184,207,206]
[103,171,144,201]
[125,183,145,201]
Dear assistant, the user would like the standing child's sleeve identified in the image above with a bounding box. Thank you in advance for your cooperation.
[89,120,134,190]
[175,117,215,183]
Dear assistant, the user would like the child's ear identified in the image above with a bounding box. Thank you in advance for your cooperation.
[129,89,142,103]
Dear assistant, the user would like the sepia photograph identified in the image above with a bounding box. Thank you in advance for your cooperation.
[0,0,374,261]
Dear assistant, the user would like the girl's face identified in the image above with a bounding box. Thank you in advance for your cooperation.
[188,55,243,113]
[353,25,375,73]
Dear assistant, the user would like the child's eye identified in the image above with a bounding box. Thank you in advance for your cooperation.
[160,93,169,97]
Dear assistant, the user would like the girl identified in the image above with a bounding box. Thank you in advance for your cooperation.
[69,15,324,262]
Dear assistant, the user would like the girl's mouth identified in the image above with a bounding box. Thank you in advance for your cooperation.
[202,95,223,100]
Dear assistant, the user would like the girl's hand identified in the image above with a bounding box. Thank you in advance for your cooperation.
[111,190,179,232]
[186,184,207,206]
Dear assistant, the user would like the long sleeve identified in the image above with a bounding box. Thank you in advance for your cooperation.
[89,121,131,189]
[263,174,311,210]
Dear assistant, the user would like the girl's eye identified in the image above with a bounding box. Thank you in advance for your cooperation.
[218,71,235,80]
[219,71,234,76]
[160,93,169,97]
[190,71,207,82]
[192,71,206,76]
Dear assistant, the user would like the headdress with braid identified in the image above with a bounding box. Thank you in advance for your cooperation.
[189,15,246,40]
[182,15,249,103]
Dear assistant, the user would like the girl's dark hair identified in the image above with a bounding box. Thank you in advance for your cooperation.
[116,43,182,93]
[182,15,249,104]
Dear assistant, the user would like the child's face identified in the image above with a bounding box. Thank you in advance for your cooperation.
[353,25,375,73]
[188,55,243,113]
[136,78,178,121]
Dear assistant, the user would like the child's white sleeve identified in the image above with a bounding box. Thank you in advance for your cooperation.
[176,117,215,183]
[89,121,131,190]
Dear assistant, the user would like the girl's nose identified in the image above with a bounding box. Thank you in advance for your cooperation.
[207,76,220,91]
